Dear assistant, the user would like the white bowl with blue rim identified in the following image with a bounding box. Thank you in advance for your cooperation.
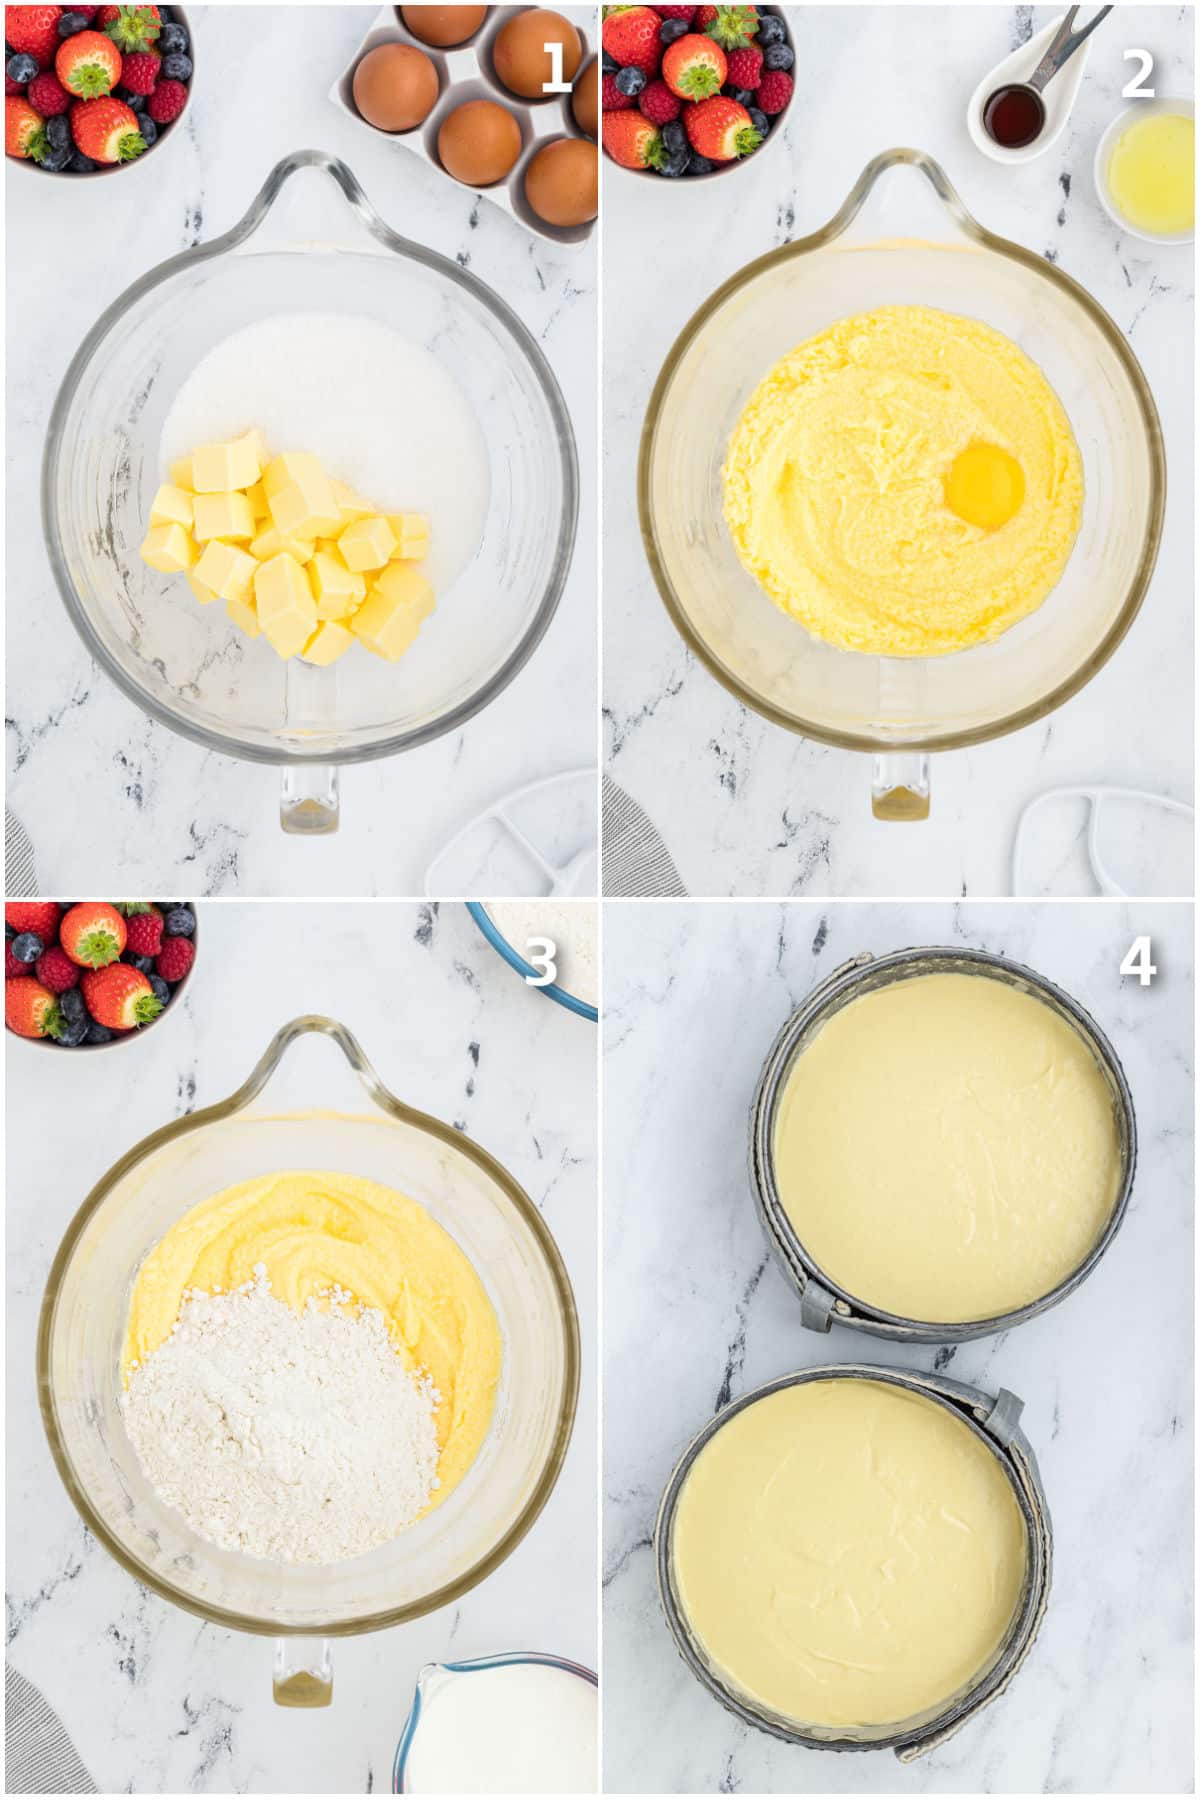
[467,903,597,1023]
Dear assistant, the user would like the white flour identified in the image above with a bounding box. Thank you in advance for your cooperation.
[122,1268,440,1564]
[486,901,598,1006]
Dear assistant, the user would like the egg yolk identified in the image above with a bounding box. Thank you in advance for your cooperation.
[944,442,1026,531]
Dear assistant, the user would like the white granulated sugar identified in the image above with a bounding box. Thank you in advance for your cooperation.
[122,1268,440,1564]
[486,901,598,1006]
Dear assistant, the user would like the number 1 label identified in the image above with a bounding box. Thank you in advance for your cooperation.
[542,41,574,93]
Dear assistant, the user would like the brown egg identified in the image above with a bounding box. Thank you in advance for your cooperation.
[400,5,488,48]
[438,99,523,187]
[352,42,439,133]
[524,136,598,228]
[571,57,597,140]
[493,8,582,100]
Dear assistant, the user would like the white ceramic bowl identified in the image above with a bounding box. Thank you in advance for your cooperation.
[1093,97,1195,245]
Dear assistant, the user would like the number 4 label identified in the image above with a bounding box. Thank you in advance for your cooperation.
[1120,936,1158,986]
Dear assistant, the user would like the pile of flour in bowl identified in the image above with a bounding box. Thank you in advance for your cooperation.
[486,901,598,1006]
[121,1267,440,1564]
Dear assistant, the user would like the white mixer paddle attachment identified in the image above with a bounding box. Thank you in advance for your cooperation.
[1012,785,1194,896]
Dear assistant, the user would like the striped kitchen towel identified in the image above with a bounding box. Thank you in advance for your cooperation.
[5,1666,96,1794]
[602,778,687,897]
[5,811,38,898]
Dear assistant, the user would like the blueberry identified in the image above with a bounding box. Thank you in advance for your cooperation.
[57,11,89,34]
[659,149,691,177]
[614,64,645,96]
[158,22,189,53]
[84,1021,113,1045]
[39,142,72,171]
[11,932,42,963]
[139,114,157,145]
[724,85,753,106]
[117,85,147,110]
[662,119,686,153]
[60,986,86,1025]
[688,154,714,175]
[6,51,39,83]
[161,52,192,80]
[764,42,793,70]
[748,107,769,133]
[128,954,154,974]
[164,907,195,938]
[149,975,171,1005]
[602,50,618,74]
[757,12,786,43]
[68,151,96,172]
[659,17,688,42]
[57,1016,89,1047]
[5,924,13,939]
[46,113,69,148]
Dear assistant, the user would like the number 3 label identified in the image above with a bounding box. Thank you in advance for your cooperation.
[1122,48,1155,98]
[1120,936,1158,986]
[524,935,558,987]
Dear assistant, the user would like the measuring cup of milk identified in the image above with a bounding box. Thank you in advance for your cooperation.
[393,1652,597,1793]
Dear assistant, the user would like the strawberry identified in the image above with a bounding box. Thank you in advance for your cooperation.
[6,977,62,1039]
[4,6,63,70]
[694,3,717,23]
[96,3,159,51]
[701,4,758,49]
[601,6,662,76]
[59,900,126,967]
[725,44,762,88]
[638,77,681,124]
[81,962,162,1029]
[27,68,69,112]
[683,94,760,160]
[6,901,61,939]
[662,32,725,100]
[601,71,632,111]
[756,67,792,114]
[35,945,80,993]
[155,934,194,983]
[602,108,664,170]
[654,5,696,16]
[144,74,184,122]
[55,28,121,99]
[124,906,163,957]
[5,93,45,157]
[70,93,144,159]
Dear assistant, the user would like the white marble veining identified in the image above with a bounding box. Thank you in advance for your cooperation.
[602,900,1193,1792]
[6,6,598,898]
[6,901,597,1793]
[602,5,1195,897]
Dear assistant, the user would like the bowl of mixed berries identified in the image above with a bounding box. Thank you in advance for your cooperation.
[4,4,192,174]
[5,901,198,1049]
[600,5,794,180]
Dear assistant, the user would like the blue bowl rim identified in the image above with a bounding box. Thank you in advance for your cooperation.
[466,902,598,1023]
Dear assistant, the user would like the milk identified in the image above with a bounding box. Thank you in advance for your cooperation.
[160,312,490,592]
[401,1660,597,1793]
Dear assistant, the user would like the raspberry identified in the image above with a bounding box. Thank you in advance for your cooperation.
[118,49,158,94]
[726,45,762,88]
[155,935,194,982]
[638,77,681,123]
[694,5,718,25]
[5,943,26,980]
[27,70,69,112]
[36,946,80,993]
[124,907,164,956]
[756,67,792,114]
[145,74,185,122]
[655,5,697,15]
[601,72,633,111]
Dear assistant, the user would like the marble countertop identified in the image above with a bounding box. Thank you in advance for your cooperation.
[5,5,597,898]
[602,900,1193,1792]
[603,4,1195,898]
[6,901,597,1793]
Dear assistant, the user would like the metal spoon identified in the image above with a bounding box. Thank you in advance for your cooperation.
[984,7,1114,147]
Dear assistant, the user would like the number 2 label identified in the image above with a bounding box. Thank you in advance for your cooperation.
[525,936,558,987]
[1122,48,1155,98]
[1120,936,1158,986]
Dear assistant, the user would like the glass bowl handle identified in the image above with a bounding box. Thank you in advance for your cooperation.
[273,1638,333,1708]
[280,656,340,834]
[872,753,931,821]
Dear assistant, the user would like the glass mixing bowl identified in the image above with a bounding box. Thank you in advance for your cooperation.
[639,149,1165,820]
[42,151,579,833]
[37,1016,579,1705]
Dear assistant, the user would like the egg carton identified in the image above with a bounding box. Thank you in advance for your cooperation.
[330,5,596,249]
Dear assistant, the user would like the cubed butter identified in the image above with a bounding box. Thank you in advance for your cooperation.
[352,565,435,662]
[302,620,355,667]
[250,526,315,565]
[309,549,367,621]
[193,491,256,543]
[226,595,261,639]
[255,553,318,659]
[170,456,194,492]
[268,477,341,541]
[140,523,198,574]
[149,483,194,530]
[338,514,396,573]
[193,539,258,604]
[192,437,261,493]
[187,569,218,605]
[333,480,375,523]
[245,481,271,522]
[236,428,268,470]
[262,451,328,499]
[385,512,431,560]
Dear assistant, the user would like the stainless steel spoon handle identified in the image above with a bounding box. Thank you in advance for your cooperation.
[1028,5,1114,92]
